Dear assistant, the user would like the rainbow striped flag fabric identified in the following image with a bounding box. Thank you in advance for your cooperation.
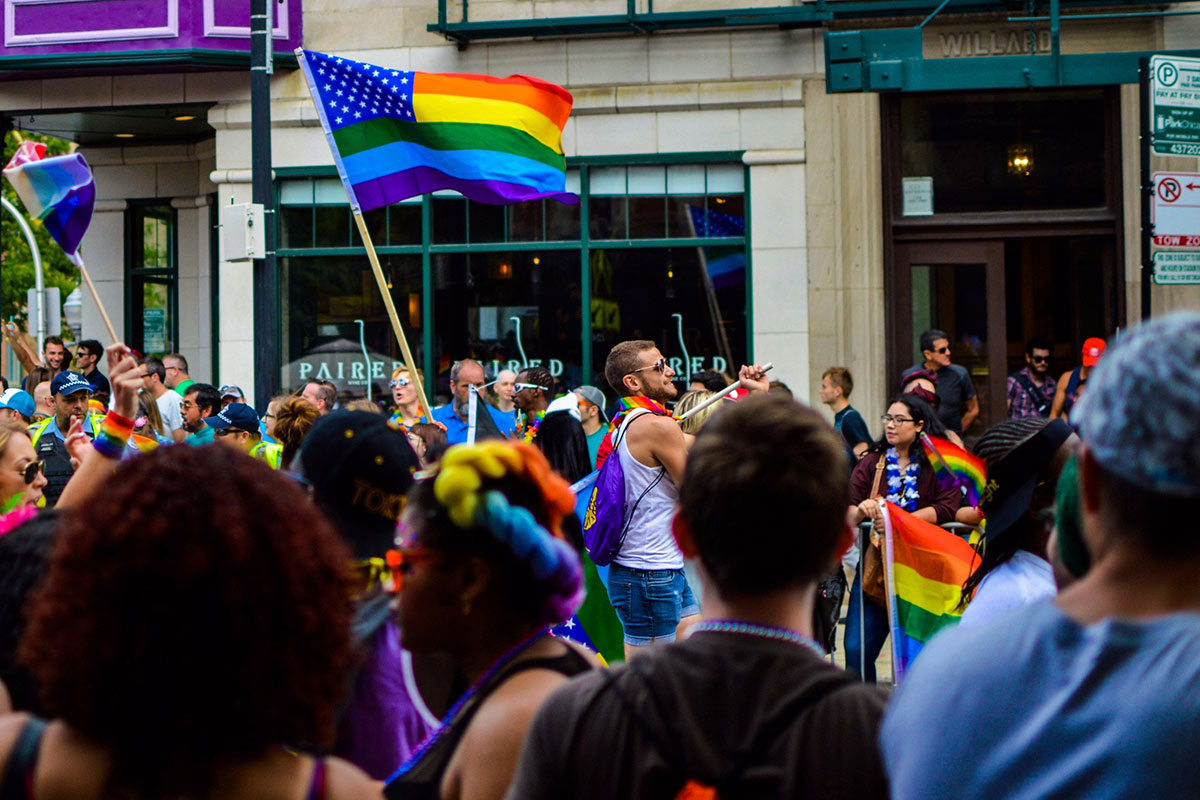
[297,49,577,211]
[882,501,980,682]
[3,140,95,264]
[921,433,986,507]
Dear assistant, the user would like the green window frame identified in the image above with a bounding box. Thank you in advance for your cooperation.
[125,200,179,357]
[275,152,753,398]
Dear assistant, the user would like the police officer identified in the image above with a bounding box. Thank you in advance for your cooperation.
[29,371,105,506]
[204,402,282,468]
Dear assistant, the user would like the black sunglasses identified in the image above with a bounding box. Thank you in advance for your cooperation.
[16,461,44,485]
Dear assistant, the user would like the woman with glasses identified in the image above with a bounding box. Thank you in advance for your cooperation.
[843,394,962,682]
[0,422,47,520]
[391,367,428,429]
[385,441,597,800]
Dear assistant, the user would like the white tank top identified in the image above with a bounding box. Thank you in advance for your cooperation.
[613,409,683,570]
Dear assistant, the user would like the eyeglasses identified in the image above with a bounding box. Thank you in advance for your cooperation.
[15,461,44,485]
[213,428,247,438]
[164,366,180,373]
[628,358,668,375]
[935,347,951,355]
[390,377,411,388]
[513,383,549,393]
[881,414,915,426]
[384,547,438,591]
[1030,355,1049,363]
[180,400,203,411]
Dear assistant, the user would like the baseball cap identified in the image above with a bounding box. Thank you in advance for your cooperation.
[1081,337,1106,367]
[292,411,420,559]
[0,388,35,420]
[202,402,260,433]
[1073,312,1200,498]
[50,371,92,397]
[218,384,245,401]
[573,385,608,422]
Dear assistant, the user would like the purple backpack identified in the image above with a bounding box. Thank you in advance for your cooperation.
[582,411,664,566]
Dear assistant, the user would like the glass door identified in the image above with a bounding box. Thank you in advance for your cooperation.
[892,241,1006,437]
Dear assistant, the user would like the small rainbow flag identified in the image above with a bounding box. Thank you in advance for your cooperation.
[921,433,986,507]
[882,502,979,682]
[3,140,95,264]
[297,49,577,211]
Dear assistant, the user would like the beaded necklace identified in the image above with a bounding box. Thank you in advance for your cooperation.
[688,619,826,659]
[520,409,546,444]
[387,628,548,781]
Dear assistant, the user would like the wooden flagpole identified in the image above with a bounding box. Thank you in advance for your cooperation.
[352,212,434,423]
[72,252,119,344]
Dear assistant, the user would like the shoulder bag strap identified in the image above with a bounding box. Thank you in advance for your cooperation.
[0,717,47,800]
[869,455,885,499]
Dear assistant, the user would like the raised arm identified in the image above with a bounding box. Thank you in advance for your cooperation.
[56,343,141,509]
[3,323,40,375]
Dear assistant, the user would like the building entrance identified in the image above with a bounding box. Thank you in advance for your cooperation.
[884,88,1123,436]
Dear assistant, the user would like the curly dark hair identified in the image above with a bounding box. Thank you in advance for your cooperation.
[19,446,355,798]
[0,511,60,715]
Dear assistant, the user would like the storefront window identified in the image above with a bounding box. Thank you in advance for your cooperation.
[277,159,748,403]
[125,202,177,357]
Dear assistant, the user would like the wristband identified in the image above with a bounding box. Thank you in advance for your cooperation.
[93,410,135,460]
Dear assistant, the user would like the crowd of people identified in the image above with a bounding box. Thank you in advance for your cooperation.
[0,311,1193,798]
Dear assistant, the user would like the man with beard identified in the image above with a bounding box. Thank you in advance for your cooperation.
[181,383,221,446]
[1006,338,1055,419]
[600,340,768,659]
[513,365,553,442]
[29,371,105,506]
[431,359,511,445]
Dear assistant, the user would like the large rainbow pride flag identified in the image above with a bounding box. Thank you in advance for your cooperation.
[3,140,95,265]
[882,501,980,682]
[297,49,577,211]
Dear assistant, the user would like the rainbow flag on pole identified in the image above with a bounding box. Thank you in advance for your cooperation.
[297,49,577,211]
[921,433,986,507]
[882,502,980,682]
[3,140,95,264]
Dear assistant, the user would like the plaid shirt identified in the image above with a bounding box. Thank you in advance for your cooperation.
[1006,367,1056,419]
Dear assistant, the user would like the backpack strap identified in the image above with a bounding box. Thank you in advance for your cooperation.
[0,717,47,800]
[1012,372,1049,415]
[599,658,855,794]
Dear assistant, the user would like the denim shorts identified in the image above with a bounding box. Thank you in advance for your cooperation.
[606,563,700,645]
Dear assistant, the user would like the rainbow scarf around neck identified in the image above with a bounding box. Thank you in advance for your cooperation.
[594,396,671,469]
[921,433,986,507]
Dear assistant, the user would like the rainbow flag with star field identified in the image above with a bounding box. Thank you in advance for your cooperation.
[882,502,980,682]
[297,49,578,211]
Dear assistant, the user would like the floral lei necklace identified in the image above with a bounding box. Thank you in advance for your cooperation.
[519,409,546,444]
[885,447,921,512]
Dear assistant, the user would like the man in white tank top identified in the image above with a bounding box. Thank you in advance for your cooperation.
[602,340,768,660]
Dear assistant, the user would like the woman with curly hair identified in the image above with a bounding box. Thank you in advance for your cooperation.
[385,442,598,800]
[274,395,321,470]
[0,445,379,799]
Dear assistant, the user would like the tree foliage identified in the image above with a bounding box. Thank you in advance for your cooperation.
[1,130,80,335]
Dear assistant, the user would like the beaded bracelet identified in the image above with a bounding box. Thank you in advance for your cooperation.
[93,411,134,460]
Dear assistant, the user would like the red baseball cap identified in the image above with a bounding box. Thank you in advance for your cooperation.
[1081,337,1106,367]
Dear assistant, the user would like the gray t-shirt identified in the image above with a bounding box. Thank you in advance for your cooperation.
[902,362,975,433]
[883,601,1200,799]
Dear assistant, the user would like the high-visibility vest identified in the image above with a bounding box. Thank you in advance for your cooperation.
[250,440,283,469]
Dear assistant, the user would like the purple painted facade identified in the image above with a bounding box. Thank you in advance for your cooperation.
[1,0,300,56]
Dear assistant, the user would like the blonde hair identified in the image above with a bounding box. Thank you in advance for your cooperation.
[391,365,424,382]
[274,396,320,470]
[675,390,722,435]
[0,421,31,458]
